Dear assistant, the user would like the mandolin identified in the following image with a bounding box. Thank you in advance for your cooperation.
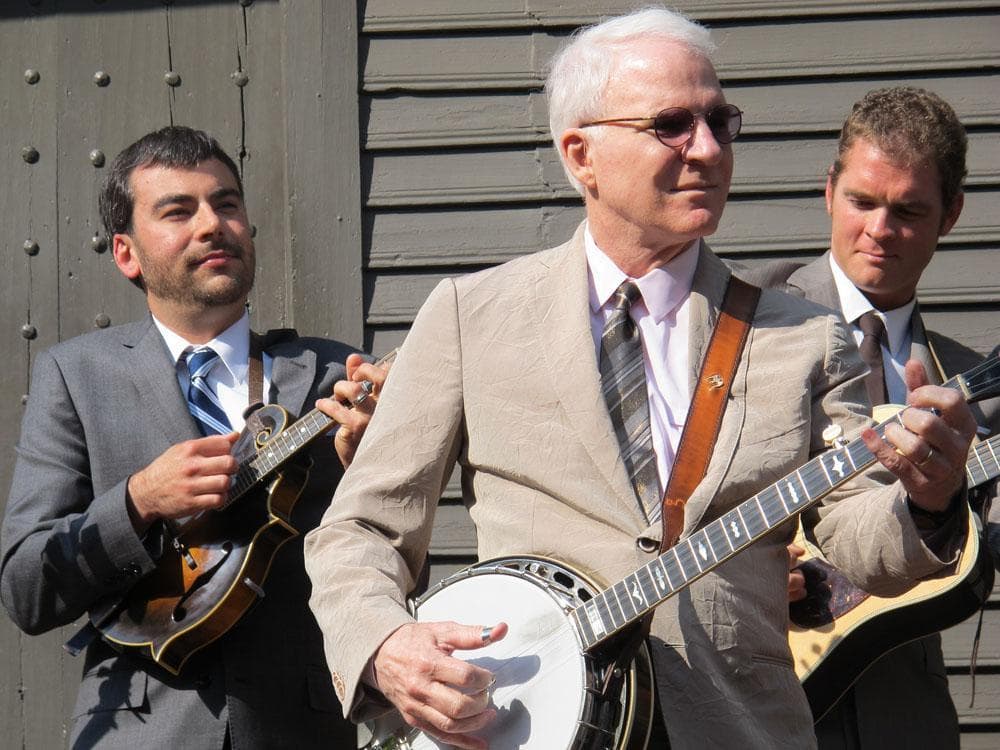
[84,349,396,675]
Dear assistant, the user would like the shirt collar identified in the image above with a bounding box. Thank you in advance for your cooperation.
[585,224,698,321]
[153,310,251,381]
[829,254,915,357]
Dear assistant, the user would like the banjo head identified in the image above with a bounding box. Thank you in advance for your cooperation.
[368,556,651,750]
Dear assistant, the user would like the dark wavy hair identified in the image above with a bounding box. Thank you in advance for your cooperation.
[99,125,242,239]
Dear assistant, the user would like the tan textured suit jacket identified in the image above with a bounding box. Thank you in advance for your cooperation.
[305,227,962,749]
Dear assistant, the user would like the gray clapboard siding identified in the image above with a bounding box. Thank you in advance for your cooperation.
[364,74,1000,149]
[365,132,1000,207]
[362,13,1000,91]
[362,193,999,273]
[363,0,999,30]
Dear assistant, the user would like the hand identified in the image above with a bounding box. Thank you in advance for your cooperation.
[787,543,807,602]
[373,620,509,750]
[861,360,977,513]
[317,352,392,468]
[126,433,240,532]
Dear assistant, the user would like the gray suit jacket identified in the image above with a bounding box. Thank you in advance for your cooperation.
[0,317,358,749]
[305,227,962,749]
[740,252,1000,750]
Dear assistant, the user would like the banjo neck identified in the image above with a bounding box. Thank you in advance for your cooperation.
[570,357,1000,652]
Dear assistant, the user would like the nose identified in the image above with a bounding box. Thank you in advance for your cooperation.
[194,204,224,240]
[865,208,895,241]
[681,116,724,164]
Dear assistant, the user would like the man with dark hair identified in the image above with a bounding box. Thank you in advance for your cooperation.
[0,125,383,748]
[742,86,1000,749]
[303,11,978,749]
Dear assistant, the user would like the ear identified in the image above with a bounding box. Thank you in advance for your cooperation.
[824,167,835,216]
[559,129,597,192]
[112,233,142,282]
[938,191,963,237]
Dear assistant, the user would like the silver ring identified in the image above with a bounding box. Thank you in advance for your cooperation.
[481,626,493,645]
[352,380,374,406]
[916,447,934,467]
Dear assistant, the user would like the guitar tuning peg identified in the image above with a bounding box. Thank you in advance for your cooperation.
[822,423,844,447]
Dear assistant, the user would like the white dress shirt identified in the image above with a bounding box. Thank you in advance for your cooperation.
[585,226,698,491]
[154,311,274,432]
[829,254,916,405]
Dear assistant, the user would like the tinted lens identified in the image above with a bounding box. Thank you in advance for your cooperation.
[705,105,742,144]
[652,108,696,144]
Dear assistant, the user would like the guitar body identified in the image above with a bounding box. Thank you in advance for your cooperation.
[788,401,998,721]
[367,557,655,750]
[90,404,310,674]
[789,506,994,722]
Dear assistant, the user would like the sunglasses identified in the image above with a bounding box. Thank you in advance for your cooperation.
[581,104,743,148]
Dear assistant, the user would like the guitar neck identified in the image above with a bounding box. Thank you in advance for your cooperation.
[229,407,335,502]
[967,433,1000,489]
[572,357,1000,652]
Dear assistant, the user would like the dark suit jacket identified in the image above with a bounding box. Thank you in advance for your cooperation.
[0,317,358,749]
[739,252,1000,750]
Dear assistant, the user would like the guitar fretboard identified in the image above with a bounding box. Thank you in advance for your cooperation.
[966,434,1000,489]
[571,355,1000,652]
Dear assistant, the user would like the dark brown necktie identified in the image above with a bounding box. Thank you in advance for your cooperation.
[857,311,888,406]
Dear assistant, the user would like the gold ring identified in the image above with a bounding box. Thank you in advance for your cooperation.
[915,447,934,467]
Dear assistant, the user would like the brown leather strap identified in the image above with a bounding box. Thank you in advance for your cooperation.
[660,276,760,551]
[249,332,265,406]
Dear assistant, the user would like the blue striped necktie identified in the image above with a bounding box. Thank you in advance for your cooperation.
[599,280,662,524]
[185,347,233,436]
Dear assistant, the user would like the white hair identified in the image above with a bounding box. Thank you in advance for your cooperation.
[545,6,717,194]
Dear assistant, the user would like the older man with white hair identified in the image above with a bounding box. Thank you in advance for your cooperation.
[304,7,976,749]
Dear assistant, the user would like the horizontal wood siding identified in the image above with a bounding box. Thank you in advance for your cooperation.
[359,2,1000,746]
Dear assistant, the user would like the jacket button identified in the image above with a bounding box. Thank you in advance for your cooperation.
[636,537,658,553]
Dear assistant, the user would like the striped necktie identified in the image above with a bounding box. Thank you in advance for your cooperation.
[185,347,233,436]
[599,280,662,524]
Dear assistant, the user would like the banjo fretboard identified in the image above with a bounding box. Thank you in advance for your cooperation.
[570,356,1000,651]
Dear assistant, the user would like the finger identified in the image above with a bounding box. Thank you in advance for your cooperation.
[344,352,366,381]
[903,359,931,393]
[437,621,509,656]
[188,432,240,456]
[861,427,916,482]
[331,379,375,410]
[893,406,973,466]
[351,361,389,389]
[787,543,805,561]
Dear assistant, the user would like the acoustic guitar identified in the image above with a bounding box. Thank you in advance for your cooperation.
[366,356,1000,749]
[85,349,396,675]
[789,424,999,722]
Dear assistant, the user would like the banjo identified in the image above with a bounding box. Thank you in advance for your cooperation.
[367,356,1000,750]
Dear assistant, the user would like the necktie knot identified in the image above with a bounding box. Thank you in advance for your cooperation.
[184,347,232,435]
[187,347,220,379]
[858,311,886,343]
[607,281,642,341]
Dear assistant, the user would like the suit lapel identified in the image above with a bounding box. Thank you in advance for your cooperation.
[125,317,201,444]
[264,335,317,417]
[533,226,647,527]
[908,309,945,386]
[786,252,840,312]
